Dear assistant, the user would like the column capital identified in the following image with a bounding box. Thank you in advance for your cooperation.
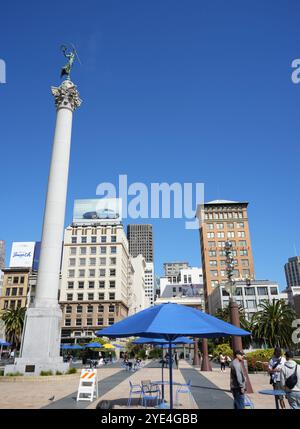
[51,79,82,111]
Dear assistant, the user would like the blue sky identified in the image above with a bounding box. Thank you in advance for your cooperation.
[1,0,300,287]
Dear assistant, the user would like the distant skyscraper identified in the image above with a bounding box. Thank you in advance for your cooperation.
[285,256,300,288]
[0,240,5,270]
[127,224,153,262]
[196,200,255,313]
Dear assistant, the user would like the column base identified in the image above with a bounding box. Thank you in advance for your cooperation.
[4,358,69,376]
[4,305,69,376]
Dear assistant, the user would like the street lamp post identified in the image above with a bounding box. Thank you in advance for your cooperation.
[224,241,254,394]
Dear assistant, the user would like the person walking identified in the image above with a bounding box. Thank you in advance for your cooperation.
[174,351,179,369]
[230,350,246,409]
[219,353,226,372]
[280,351,300,409]
[268,346,286,409]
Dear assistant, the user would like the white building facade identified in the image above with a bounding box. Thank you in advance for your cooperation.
[210,280,288,320]
[59,223,132,341]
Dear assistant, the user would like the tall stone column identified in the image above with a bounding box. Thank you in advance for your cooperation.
[5,80,81,375]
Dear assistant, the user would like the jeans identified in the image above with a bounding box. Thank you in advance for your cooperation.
[287,391,300,409]
[232,388,245,409]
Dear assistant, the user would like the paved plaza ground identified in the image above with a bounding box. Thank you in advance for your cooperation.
[0,359,278,409]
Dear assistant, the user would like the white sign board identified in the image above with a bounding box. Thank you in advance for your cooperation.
[9,242,35,268]
[77,369,98,402]
[73,198,122,225]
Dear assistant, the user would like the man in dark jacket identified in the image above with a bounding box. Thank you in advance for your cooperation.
[230,350,246,409]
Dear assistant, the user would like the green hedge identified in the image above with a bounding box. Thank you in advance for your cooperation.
[245,349,274,372]
[213,344,233,360]
[148,349,162,359]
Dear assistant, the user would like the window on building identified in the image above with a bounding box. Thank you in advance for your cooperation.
[238,231,246,238]
[87,305,93,313]
[77,293,83,301]
[68,282,74,291]
[99,269,106,277]
[209,260,217,266]
[65,319,71,327]
[101,236,107,243]
[111,236,117,243]
[99,293,105,300]
[87,318,93,326]
[239,240,247,247]
[66,306,72,314]
[90,247,97,255]
[4,301,8,309]
[97,318,103,325]
[207,232,215,238]
[77,305,82,313]
[242,269,250,277]
[80,247,87,255]
[81,237,87,244]
[246,300,256,310]
[257,287,268,296]
[110,258,116,265]
[18,288,23,296]
[109,305,114,312]
[76,319,82,326]
[100,258,106,266]
[245,287,255,296]
[99,281,105,288]
[109,281,116,288]
[69,258,76,267]
[20,277,25,284]
[218,242,225,248]
[79,270,85,277]
[88,281,95,289]
[240,249,248,256]
[217,232,225,238]
[108,318,114,325]
[270,287,278,295]
[222,289,230,296]
[79,258,86,266]
[100,247,107,254]
[89,258,96,266]
[216,223,224,229]
[227,223,234,229]
[209,250,216,257]
[110,269,116,276]
[208,241,215,248]
[91,236,97,243]
[227,231,235,238]
[88,293,94,300]
[5,289,10,296]
[13,277,19,284]
[210,270,218,277]
[67,294,73,301]
[71,237,77,244]
[109,293,115,300]
[207,223,214,230]
[89,269,95,277]
[7,277,12,285]
[237,222,244,228]
[98,305,104,312]
[70,247,76,255]
[78,281,84,289]
[111,246,117,254]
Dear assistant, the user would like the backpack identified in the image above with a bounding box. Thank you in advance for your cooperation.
[285,364,298,390]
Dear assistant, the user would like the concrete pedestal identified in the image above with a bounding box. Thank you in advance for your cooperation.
[5,306,69,376]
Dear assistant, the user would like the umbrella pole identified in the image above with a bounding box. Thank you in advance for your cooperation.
[0,345,2,360]
[161,346,165,402]
[168,341,173,409]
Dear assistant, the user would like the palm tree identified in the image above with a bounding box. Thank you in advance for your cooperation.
[251,299,295,349]
[0,307,26,349]
[214,305,253,348]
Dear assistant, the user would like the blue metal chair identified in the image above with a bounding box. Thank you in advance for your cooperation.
[175,379,193,408]
[141,381,161,408]
[127,380,143,406]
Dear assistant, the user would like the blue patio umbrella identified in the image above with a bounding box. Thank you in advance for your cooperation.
[60,344,73,350]
[69,344,83,350]
[84,342,103,348]
[133,336,193,407]
[96,302,250,409]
